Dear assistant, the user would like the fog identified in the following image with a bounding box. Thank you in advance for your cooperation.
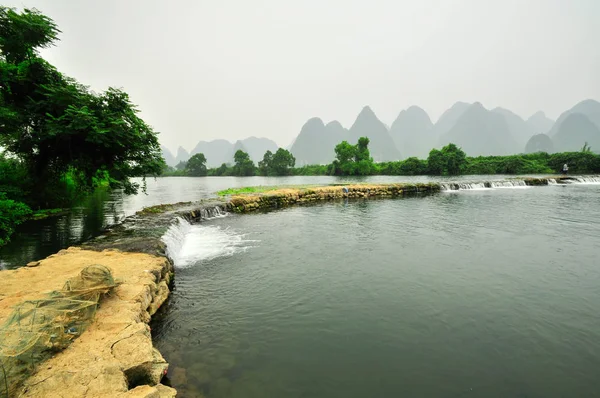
[4,0,599,152]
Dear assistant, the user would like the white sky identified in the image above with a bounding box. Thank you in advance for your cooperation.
[4,0,599,152]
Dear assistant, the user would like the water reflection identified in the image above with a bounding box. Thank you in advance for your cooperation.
[0,174,554,268]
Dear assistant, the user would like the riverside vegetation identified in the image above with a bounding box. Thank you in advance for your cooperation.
[162,137,600,178]
[0,7,164,246]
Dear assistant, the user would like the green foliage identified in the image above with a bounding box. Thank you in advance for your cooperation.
[292,164,329,176]
[426,149,445,175]
[209,163,232,176]
[232,150,255,176]
[426,144,467,175]
[175,160,187,171]
[0,192,32,246]
[0,6,164,207]
[258,148,296,176]
[185,153,208,176]
[331,137,375,175]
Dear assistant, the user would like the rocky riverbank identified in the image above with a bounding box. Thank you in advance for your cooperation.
[0,202,227,397]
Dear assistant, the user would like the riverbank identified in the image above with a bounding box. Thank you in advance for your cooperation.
[0,175,597,396]
[0,202,226,397]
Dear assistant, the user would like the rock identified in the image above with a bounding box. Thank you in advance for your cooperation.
[26,261,40,267]
[124,384,176,397]
[148,280,170,316]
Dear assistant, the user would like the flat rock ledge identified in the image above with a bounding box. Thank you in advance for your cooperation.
[0,247,177,397]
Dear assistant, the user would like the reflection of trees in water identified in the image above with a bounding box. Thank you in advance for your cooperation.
[0,188,120,268]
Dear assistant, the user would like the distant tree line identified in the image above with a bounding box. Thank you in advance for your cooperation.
[162,148,297,177]
[162,139,600,178]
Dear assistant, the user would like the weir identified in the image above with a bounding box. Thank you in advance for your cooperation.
[1,175,598,397]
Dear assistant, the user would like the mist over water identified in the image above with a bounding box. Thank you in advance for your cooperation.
[152,182,600,398]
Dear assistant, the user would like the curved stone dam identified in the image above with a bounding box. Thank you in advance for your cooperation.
[1,175,599,397]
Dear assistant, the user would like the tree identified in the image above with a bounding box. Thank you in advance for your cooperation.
[0,7,164,207]
[427,149,445,175]
[427,144,466,175]
[233,150,255,176]
[333,141,357,175]
[175,161,188,171]
[258,150,273,176]
[331,137,375,175]
[185,153,207,176]
[441,143,467,175]
[270,148,296,175]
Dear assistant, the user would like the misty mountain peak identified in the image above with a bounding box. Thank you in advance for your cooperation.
[356,105,378,121]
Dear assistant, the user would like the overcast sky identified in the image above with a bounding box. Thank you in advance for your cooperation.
[5,0,599,152]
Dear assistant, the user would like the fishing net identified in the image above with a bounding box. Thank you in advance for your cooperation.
[0,265,117,398]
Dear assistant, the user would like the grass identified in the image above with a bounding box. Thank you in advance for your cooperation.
[30,208,69,220]
[217,185,320,196]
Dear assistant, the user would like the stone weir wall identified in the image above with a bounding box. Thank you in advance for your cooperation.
[226,183,440,213]
[0,202,226,398]
[225,177,590,213]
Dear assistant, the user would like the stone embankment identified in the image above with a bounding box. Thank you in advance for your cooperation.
[226,183,440,212]
[0,202,226,398]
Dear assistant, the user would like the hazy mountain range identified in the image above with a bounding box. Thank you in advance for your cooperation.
[162,99,600,166]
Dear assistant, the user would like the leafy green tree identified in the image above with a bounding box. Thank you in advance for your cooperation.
[175,161,188,171]
[233,150,255,176]
[258,150,273,176]
[331,137,375,175]
[210,163,231,176]
[271,148,296,175]
[185,153,208,176]
[441,143,467,175]
[427,149,445,175]
[333,141,357,175]
[0,7,164,207]
[427,144,466,175]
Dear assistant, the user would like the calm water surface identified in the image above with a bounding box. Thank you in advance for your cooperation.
[151,182,600,398]
[0,175,521,268]
[3,176,600,397]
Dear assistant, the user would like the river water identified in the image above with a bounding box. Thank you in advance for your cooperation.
[2,176,600,397]
[0,175,524,269]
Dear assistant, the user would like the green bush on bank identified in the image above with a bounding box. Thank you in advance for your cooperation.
[0,193,32,246]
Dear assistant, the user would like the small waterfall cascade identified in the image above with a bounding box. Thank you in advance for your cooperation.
[441,179,531,191]
[489,180,528,188]
[571,176,600,184]
[162,217,191,265]
[160,205,255,268]
[548,179,557,185]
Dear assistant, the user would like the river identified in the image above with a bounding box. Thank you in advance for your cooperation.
[2,176,600,397]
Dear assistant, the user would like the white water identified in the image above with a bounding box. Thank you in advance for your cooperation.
[548,179,557,185]
[162,216,257,269]
[441,179,530,191]
[572,176,600,184]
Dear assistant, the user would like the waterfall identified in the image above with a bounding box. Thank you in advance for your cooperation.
[572,176,600,184]
[548,179,557,185]
[441,179,535,191]
[161,213,257,269]
[162,217,191,266]
[440,182,488,191]
[489,180,528,188]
